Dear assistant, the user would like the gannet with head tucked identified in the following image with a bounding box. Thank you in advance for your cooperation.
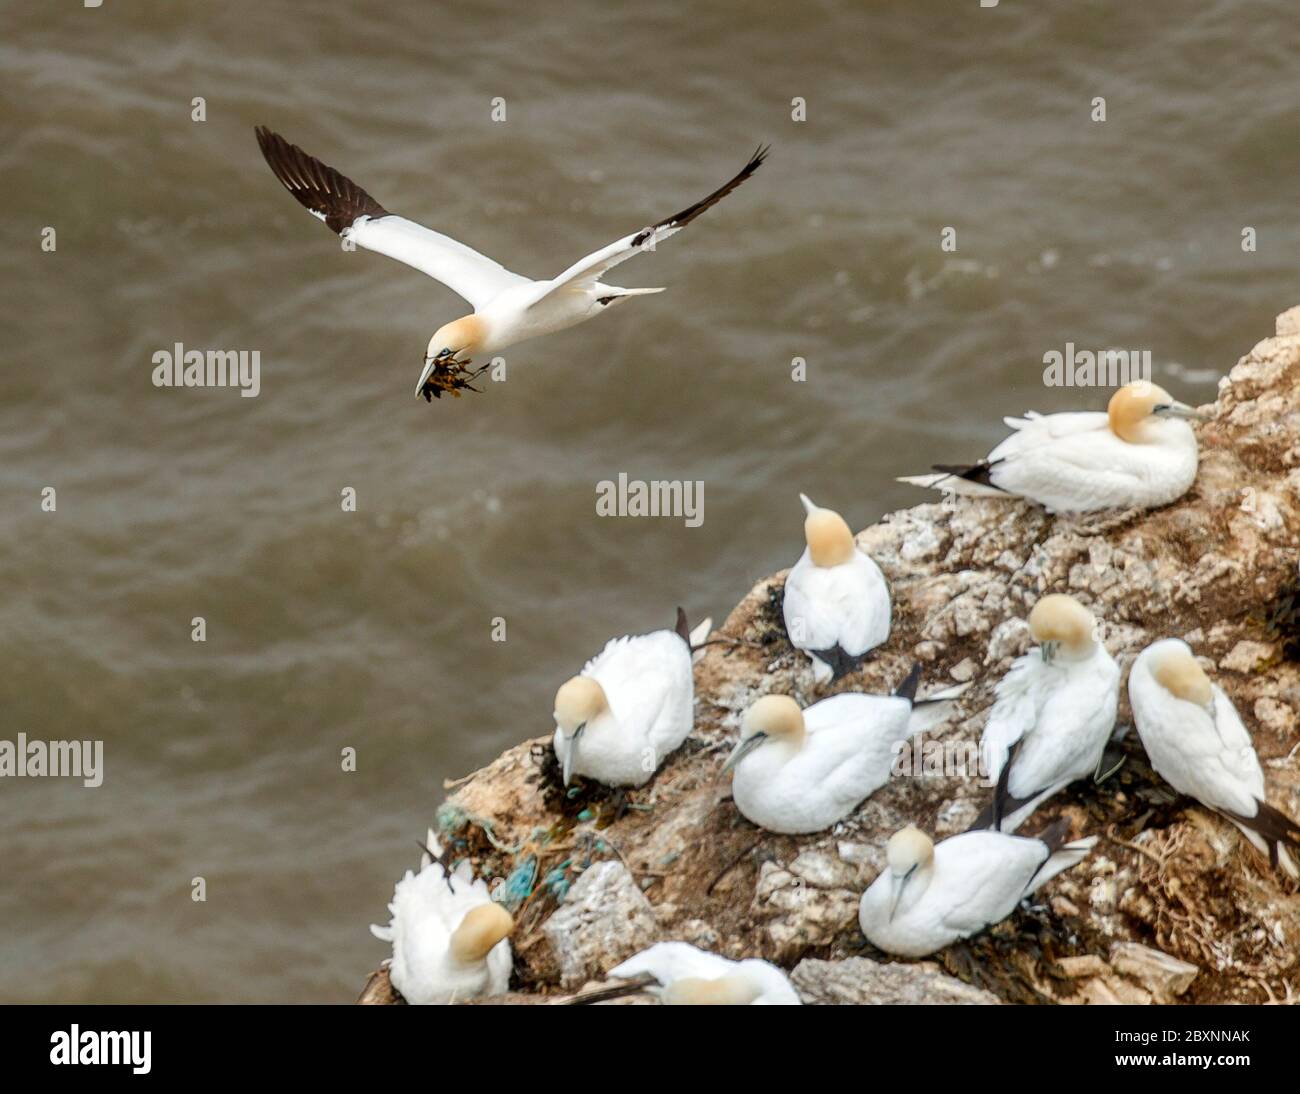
[369,829,513,1004]
[782,494,891,684]
[858,822,1098,957]
[573,942,800,1005]
[898,381,1204,512]
[553,609,705,787]
[1129,638,1300,878]
[722,666,967,834]
[974,594,1121,832]
[254,127,767,400]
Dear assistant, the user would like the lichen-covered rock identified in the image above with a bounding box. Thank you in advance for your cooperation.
[1109,942,1199,1000]
[359,307,1300,1005]
[541,862,660,987]
[751,859,861,961]
[791,957,1001,1005]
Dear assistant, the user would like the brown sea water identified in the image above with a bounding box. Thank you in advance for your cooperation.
[2,0,1298,1001]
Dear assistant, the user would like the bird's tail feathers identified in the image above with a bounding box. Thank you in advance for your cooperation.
[688,616,714,662]
[602,286,666,303]
[563,972,659,1005]
[1027,825,1098,894]
[420,827,444,866]
[905,681,970,736]
[897,472,1006,498]
[892,662,923,702]
[1221,800,1300,879]
[898,461,1010,499]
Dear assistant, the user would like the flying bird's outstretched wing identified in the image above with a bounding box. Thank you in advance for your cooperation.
[254,126,529,310]
[526,145,769,308]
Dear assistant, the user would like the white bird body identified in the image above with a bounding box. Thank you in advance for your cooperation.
[610,942,800,1005]
[1129,639,1299,878]
[980,610,1120,832]
[733,693,912,834]
[553,623,694,787]
[783,494,890,683]
[726,679,966,835]
[255,128,766,396]
[859,828,1097,957]
[369,831,513,1004]
[899,383,1202,512]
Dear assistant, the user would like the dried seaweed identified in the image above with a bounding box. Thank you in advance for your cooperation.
[420,359,489,400]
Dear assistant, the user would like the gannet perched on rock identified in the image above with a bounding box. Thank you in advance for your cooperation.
[898,381,1204,512]
[553,609,705,787]
[570,942,800,1005]
[722,666,967,834]
[782,494,891,684]
[255,127,767,400]
[974,594,1121,832]
[369,830,513,1004]
[1129,638,1300,878]
[858,822,1098,957]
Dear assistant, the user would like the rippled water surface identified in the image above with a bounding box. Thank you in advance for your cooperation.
[3,0,1299,1000]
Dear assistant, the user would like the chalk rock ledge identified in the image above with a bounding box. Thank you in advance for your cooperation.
[361,306,1300,1006]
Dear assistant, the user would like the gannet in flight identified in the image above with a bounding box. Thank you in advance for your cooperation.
[1129,638,1300,878]
[254,127,768,400]
[898,381,1204,512]
[570,942,800,1005]
[722,666,967,834]
[369,829,513,1004]
[553,609,706,787]
[974,595,1121,832]
[858,822,1098,957]
[782,493,891,684]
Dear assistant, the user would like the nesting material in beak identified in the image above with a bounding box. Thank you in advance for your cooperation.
[416,353,487,400]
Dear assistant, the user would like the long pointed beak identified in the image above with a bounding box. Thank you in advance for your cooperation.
[888,868,915,922]
[1041,641,1058,665]
[415,349,466,395]
[1155,401,1209,422]
[415,357,440,396]
[561,725,585,786]
[721,732,766,775]
[799,493,817,515]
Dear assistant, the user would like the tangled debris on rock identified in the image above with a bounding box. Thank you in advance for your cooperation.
[360,307,1300,1005]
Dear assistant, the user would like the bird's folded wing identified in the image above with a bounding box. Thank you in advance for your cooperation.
[988,412,1108,461]
[980,678,1037,783]
[255,126,528,310]
[1167,717,1262,817]
[933,851,1033,935]
[524,145,768,308]
[990,430,1143,502]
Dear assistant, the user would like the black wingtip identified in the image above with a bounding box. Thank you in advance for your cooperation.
[929,460,1010,492]
[893,662,923,703]
[254,126,389,235]
[1221,799,1300,873]
[674,606,690,645]
[1036,816,1073,855]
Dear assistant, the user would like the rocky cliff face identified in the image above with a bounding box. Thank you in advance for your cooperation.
[360,308,1300,1005]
